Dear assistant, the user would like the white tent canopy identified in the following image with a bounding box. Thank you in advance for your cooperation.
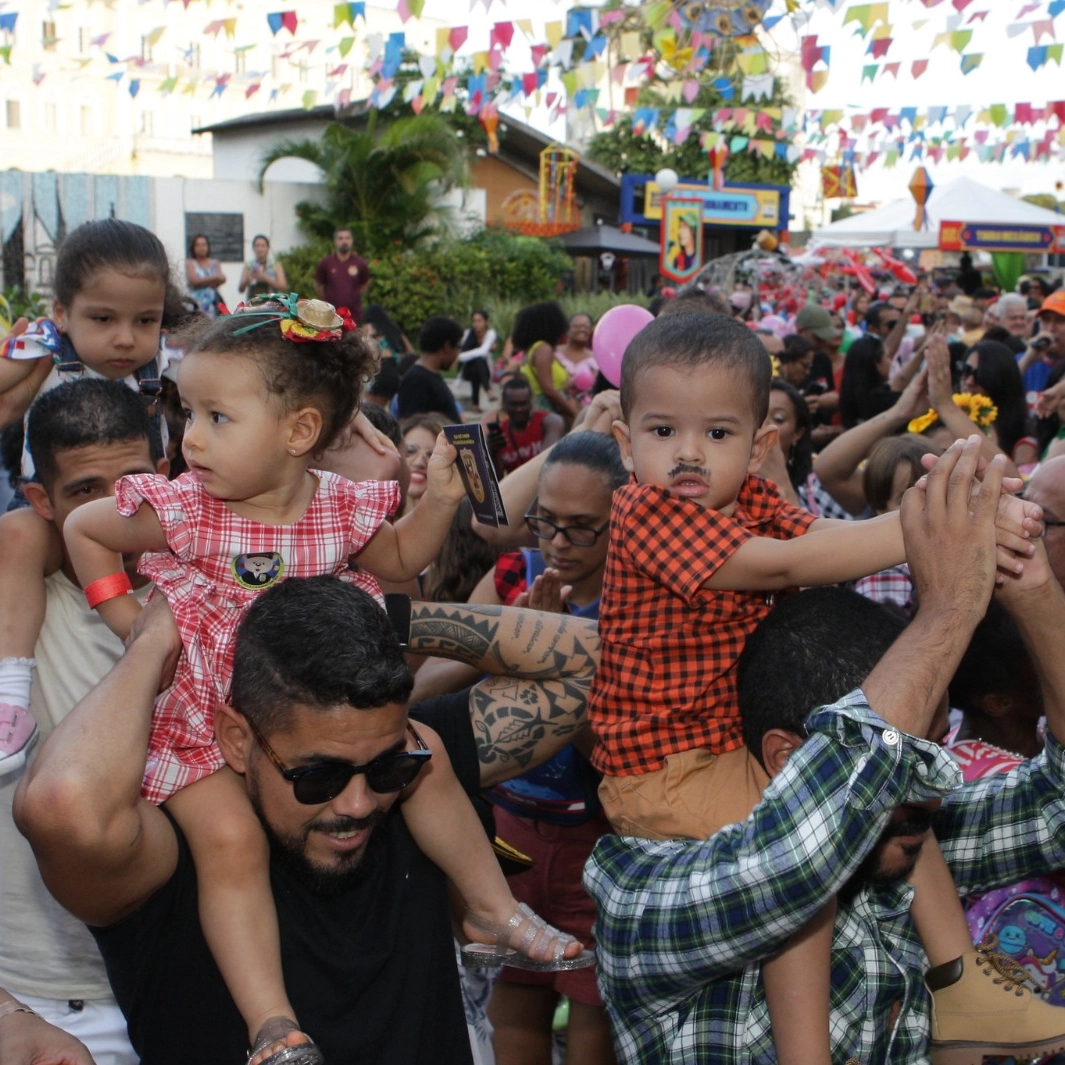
[811,175,1064,249]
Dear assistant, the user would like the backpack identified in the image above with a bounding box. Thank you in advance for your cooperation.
[975,890,1065,1007]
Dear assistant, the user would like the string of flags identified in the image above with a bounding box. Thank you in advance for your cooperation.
[0,0,1061,168]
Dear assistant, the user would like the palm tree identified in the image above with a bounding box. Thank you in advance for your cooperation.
[258,112,469,257]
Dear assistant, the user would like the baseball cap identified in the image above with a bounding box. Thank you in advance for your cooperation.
[1038,291,1065,319]
[794,303,842,342]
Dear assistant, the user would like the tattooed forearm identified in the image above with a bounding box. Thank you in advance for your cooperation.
[470,676,593,787]
[536,629,562,666]
[522,618,544,656]
[408,603,600,681]
[408,604,501,663]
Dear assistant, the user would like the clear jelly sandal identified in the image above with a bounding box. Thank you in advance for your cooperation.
[460,902,596,971]
[248,1017,324,1065]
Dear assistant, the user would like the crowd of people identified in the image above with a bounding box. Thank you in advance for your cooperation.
[2,212,1065,1065]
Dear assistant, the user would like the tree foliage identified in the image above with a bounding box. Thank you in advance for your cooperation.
[258,112,469,257]
[278,227,573,338]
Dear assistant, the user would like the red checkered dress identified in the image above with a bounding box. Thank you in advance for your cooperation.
[116,470,400,803]
[589,476,815,778]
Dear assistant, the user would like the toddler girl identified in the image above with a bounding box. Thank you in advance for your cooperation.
[63,296,590,1065]
[0,219,170,774]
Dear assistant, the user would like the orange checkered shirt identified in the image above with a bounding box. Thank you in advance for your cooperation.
[589,476,816,778]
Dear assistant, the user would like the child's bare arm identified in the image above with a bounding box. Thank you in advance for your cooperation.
[62,498,168,639]
[705,512,904,592]
[356,432,465,582]
[0,510,63,660]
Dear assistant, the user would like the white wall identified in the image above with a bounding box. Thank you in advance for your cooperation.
[153,177,325,308]
[212,122,332,183]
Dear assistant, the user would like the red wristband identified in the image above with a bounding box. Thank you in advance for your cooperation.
[84,573,134,610]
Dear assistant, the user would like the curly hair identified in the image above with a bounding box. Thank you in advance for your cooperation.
[176,311,378,454]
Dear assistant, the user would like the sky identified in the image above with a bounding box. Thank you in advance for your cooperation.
[766,0,1065,203]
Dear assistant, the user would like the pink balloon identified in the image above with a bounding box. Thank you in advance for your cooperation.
[592,304,655,387]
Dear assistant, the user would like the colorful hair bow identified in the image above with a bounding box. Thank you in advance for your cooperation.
[231,292,356,342]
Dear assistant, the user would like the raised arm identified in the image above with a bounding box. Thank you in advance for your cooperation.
[473,391,621,549]
[814,366,931,515]
[61,495,169,638]
[14,596,182,927]
[406,600,598,786]
[925,332,1018,475]
[355,433,464,582]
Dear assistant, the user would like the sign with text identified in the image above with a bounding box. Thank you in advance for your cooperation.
[939,220,1065,254]
[645,182,780,227]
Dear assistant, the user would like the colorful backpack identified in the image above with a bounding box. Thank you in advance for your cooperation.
[972,887,1065,1007]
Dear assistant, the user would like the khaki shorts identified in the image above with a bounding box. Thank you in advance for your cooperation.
[599,744,771,840]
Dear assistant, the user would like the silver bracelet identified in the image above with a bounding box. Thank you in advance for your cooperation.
[0,1000,37,1022]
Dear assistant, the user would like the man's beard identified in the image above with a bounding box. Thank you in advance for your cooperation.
[247,767,386,897]
[838,806,935,904]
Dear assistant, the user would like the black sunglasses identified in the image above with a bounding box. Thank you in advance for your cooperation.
[249,720,432,805]
[523,498,609,547]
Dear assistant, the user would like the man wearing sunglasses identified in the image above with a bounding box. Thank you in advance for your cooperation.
[16,576,599,1065]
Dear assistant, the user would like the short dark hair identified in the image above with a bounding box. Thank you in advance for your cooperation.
[333,227,353,239]
[501,375,532,396]
[26,379,154,490]
[358,402,401,447]
[187,233,210,258]
[864,301,892,329]
[418,316,463,354]
[57,220,171,308]
[738,588,906,767]
[177,311,378,455]
[949,600,1038,715]
[231,576,413,733]
[619,311,772,423]
[511,301,569,353]
[542,431,628,492]
[779,334,814,364]
[252,234,270,247]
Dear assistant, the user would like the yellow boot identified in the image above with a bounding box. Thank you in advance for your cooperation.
[926,940,1065,1065]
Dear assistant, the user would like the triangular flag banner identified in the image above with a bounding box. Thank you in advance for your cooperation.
[281,12,298,35]
[128,79,140,97]
[302,90,317,110]
[960,52,983,73]
[267,12,284,35]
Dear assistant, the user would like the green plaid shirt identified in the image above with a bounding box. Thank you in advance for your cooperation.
[584,690,1065,1064]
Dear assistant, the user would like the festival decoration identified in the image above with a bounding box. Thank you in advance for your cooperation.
[908,393,998,435]
[660,196,705,283]
[232,294,356,342]
[820,163,857,199]
[909,167,933,231]
[592,305,655,387]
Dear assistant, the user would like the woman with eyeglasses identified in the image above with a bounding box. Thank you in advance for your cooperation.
[480,432,626,1065]
[410,431,626,1065]
[399,415,444,516]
